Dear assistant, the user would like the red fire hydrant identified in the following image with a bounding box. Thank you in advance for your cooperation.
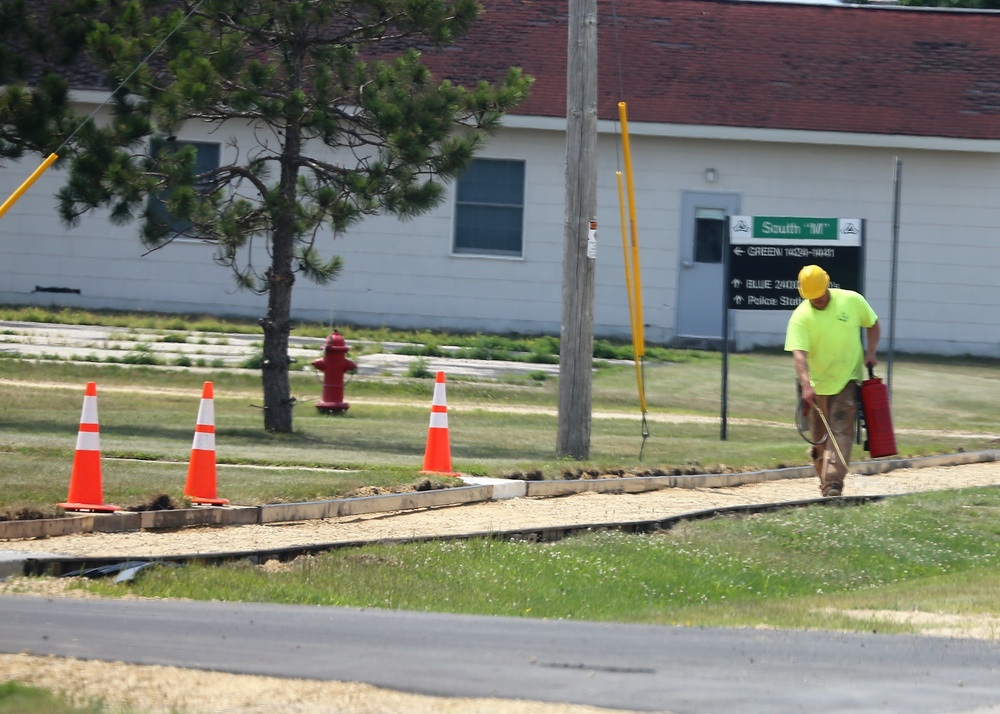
[312,330,357,413]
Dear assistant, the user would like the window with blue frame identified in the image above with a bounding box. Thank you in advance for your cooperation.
[147,140,220,236]
[453,158,525,257]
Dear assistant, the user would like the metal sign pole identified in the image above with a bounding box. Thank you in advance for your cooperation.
[888,158,902,398]
[721,217,731,441]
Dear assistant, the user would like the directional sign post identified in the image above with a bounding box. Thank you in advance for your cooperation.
[720,216,866,439]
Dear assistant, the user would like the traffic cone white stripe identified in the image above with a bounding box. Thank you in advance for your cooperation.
[75,425,100,451]
[428,411,448,429]
[75,391,101,450]
[191,396,216,451]
[80,393,98,425]
[197,397,215,429]
[191,429,215,451]
[428,379,449,429]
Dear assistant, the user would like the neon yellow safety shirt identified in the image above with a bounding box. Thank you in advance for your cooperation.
[784,288,878,395]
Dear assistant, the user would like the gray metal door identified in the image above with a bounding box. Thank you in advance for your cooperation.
[676,191,741,339]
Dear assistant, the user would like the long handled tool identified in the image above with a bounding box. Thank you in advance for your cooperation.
[796,398,854,480]
[814,403,854,479]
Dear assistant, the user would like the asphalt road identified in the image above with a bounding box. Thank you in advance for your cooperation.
[2,595,999,714]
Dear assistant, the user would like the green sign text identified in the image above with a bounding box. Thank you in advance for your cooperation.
[752,217,837,240]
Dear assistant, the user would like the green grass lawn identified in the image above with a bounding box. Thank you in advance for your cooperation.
[0,681,125,714]
[74,486,1000,637]
[2,313,1000,515]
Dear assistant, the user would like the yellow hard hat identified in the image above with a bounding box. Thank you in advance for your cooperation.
[797,265,830,300]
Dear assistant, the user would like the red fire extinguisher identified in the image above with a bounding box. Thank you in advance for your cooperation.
[860,365,897,458]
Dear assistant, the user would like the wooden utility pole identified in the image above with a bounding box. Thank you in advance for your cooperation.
[557,0,597,459]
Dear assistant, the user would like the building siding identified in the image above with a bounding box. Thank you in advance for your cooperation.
[4,115,1000,357]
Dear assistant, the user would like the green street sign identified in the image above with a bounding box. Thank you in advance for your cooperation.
[726,215,866,311]
[730,216,862,246]
[752,216,837,240]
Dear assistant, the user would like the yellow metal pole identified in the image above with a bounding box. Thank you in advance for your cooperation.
[618,171,646,410]
[617,103,645,355]
[0,153,59,221]
[617,172,638,343]
[617,103,647,412]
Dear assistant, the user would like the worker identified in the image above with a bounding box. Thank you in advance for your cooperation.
[784,265,880,497]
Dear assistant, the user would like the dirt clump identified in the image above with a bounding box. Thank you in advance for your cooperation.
[0,507,57,522]
[130,494,181,512]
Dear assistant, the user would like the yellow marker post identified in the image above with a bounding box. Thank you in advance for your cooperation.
[617,103,645,354]
[617,102,647,412]
[618,171,646,412]
[617,172,638,341]
[0,152,59,221]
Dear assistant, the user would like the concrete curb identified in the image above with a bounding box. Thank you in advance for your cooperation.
[257,485,495,523]
[1,450,996,546]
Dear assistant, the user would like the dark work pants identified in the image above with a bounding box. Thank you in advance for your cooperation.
[809,382,859,495]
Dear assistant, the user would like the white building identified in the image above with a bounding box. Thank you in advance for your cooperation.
[2,0,999,356]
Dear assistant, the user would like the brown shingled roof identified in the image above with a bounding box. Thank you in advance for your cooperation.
[420,0,1000,140]
[46,0,1000,141]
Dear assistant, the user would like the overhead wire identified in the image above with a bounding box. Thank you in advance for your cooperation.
[0,1,206,220]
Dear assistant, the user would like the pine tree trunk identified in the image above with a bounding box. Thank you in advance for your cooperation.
[260,266,294,433]
[261,76,303,434]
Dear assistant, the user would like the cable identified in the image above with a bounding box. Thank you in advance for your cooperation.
[609,0,625,170]
[3,3,204,221]
[795,399,828,446]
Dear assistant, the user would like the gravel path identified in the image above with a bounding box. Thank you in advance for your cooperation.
[3,460,999,560]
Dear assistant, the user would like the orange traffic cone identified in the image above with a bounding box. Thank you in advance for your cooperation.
[184,381,229,505]
[421,371,459,476]
[59,382,120,512]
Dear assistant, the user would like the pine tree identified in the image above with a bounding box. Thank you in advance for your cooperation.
[56,0,532,432]
[0,0,95,165]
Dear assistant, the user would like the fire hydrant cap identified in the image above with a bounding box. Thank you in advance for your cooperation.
[325,332,347,351]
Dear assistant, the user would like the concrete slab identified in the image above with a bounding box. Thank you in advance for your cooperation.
[459,476,528,499]
[356,352,560,379]
[0,321,572,378]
